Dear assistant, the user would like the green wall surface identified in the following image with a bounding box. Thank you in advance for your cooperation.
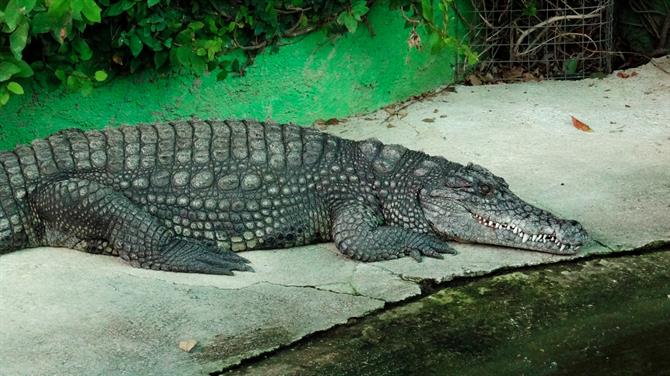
[0,1,471,151]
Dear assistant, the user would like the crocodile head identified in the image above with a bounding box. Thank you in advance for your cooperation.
[417,161,589,254]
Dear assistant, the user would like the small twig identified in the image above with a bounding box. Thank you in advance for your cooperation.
[399,7,420,25]
[232,34,268,51]
[276,6,312,14]
[519,32,599,57]
[282,26,316,38]
[513,7,604,57]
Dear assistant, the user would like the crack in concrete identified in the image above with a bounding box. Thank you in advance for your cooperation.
[243,281,386,303]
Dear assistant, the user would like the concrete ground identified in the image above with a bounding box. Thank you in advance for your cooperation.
[1,57,669,376]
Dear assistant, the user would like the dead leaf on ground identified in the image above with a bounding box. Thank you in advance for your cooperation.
[422,118,435,123]
[179,339,198,353]
[386,124,395,128]
[313,118,344,129]
[616,71,638,79]
[324,118,341,125]
[467,74,482,86]
[571,116,592,132]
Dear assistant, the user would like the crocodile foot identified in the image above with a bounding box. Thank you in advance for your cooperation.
[131,237,254,275]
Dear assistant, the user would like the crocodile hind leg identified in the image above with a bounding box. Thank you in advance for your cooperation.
[28,178,252,275]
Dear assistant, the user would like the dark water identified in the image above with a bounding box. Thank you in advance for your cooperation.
[221,250,670,376]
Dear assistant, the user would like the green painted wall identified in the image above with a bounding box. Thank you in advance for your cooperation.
[0,1,471,151]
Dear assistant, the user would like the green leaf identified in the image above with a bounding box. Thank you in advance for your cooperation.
[55,69,67,82]
[94,70,108,81]
[137,27,162,51]
[1,91,10,105]
[351,0,369,20]
[421,0,434,22]
[48,0,71,19]
[66,72,92,94]
[153,50,168,68]
[216,69,228,81]
[523,1,537,17]
[3,0,24,31]
[563,58,578,75]
[80,78,93,95]
[9,20,29,60]
[71,0,84,21]
[189,21,204,31]
[73,37,93,60]
[82,0,102,22]
[147,0,160,7]
[129,33,144,57]
[31,12,54,33]
[6,81,24,95]
[12,59,33,78]
[0,61,21,81]
[106,0,135,17]
[174,46,192,66]
[428,32,443,54]
[337,12,358,33]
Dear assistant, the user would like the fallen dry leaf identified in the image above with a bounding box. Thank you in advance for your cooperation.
[179,339,198,353]
[324,118,341,125]
[571,116,592,132]
[617,71,630,79]
[467,74,482,86]
[112,55,124,66]
[422,118,435,123]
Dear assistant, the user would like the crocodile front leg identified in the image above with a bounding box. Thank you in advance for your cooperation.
[331,201,457,262]
[28,178,252,275]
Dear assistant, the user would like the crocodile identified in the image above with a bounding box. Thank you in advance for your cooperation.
[0,119,588,275]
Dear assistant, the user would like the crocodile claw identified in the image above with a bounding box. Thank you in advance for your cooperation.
[406,237,458,262]
[146,237,255,275]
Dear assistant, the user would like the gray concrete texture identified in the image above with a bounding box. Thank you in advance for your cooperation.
[1,57,669,375]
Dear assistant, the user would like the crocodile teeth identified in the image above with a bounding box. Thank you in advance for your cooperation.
[472,213,571,249]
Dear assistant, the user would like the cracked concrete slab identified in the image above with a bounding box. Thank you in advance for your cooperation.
[1,57,669,375]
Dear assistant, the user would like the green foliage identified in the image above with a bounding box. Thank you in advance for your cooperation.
[0,0,474,106]
[392,0,478,65]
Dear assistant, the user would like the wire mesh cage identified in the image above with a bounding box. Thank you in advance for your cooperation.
[460,0,614,81]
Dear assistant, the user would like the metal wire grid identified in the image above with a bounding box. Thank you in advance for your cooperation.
[458,0,614,80]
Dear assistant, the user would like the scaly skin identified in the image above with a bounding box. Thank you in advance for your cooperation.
[0,120,589,275]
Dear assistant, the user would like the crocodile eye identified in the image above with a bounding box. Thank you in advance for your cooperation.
[480,184,492,195]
